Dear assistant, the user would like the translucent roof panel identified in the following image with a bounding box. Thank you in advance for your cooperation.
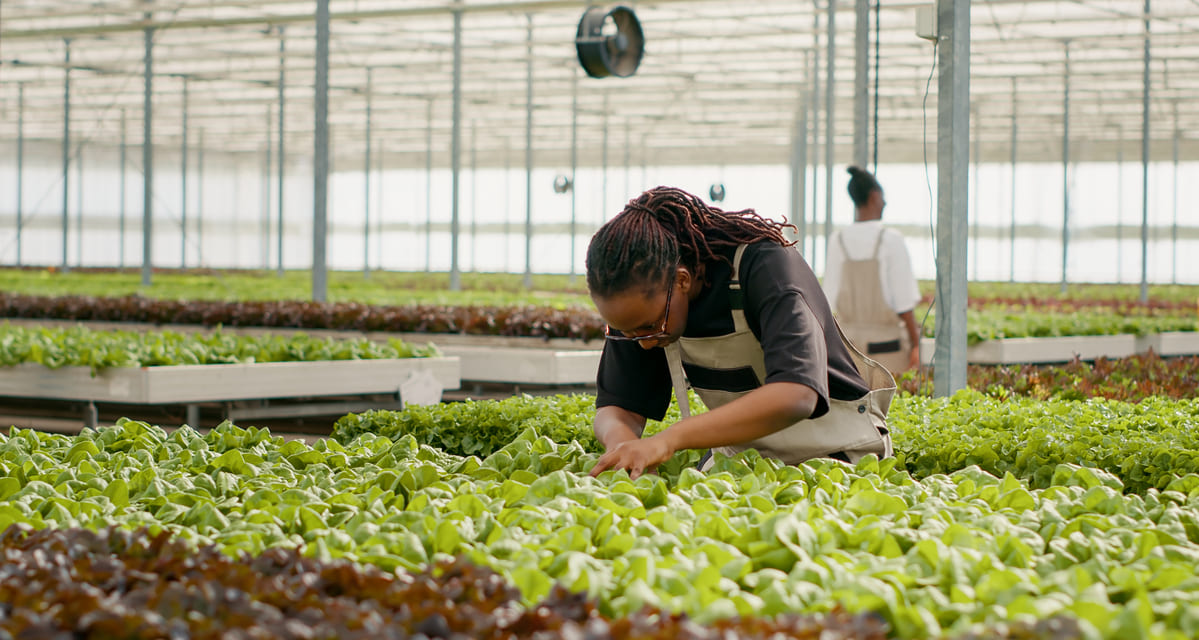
[2,0,1196,167]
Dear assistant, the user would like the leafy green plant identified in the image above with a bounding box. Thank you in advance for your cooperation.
[0,323,439,374]
[891,390,1199,494]
[3,418,1199,637]
[0,525,896,640]
[899,353,1199,402]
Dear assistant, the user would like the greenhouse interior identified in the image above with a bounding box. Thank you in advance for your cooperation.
[1,0,1199,638]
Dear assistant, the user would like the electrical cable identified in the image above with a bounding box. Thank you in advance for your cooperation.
[917,39,939,390]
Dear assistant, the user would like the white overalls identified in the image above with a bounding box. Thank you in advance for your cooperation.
[664,244,895,470]
[835,229,912,376]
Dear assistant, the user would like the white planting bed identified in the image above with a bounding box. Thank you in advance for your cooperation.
[0,357,460,428]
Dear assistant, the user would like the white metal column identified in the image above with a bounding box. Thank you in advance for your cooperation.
[933,0,970,396]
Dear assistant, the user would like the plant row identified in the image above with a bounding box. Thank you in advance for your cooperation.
[898,352,1199,402]
[332,391,1199,496]
[0,267,594,307]
[0,323,439,373]
[0,293,606,341]
[6,267,1199,306]
[0,525,899,640]
[1,419,1196,638]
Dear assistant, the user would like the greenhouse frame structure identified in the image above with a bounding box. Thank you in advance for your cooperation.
[3,0,1199,392]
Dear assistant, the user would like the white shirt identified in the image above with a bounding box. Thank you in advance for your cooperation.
[822,220,921,315]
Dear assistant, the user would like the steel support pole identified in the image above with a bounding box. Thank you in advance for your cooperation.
[62,39,71,273]
[1139,0,1150,303]
[1117,128,1124,283]
[853,0,869,168]
[521,13,534,289]
[16,83,24,266]
[470,120,477,272]
[142,25,154,286]
[375,138,383,270]
[120,109,127,268]
[623,119,631,198]
[791,75,809,248]
[181,77,189,268]
[872,0,880,170]
[823,0,836,266]
[363,67,372,278]
[277,28,286,276]
[971,107,980,280]
[425,99,433,273]
[1008,81,1017,283]
[933,0,970,396]
[809,3,822,263]
[569,69,578,285]
[197,129,204,265]
[1171,105,1179,285]
[312,0,330,302]
[264,109,272,270]
[1060,42,1070,294]
[76,140,83,267]
[601,93,609,221]
[450,6,463,291]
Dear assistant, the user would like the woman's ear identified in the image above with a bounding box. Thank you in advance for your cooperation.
[677,265,695,296]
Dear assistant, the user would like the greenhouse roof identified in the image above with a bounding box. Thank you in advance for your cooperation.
[2,0,1197,168]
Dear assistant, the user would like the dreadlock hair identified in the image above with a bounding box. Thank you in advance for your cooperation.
[586,186,798,298]
[846,166,882,207]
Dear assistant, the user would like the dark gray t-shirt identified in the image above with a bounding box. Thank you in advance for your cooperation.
[596,241,870,421]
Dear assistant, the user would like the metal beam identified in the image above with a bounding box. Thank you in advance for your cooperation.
[181,76,189,268]
[425,99,434,273]
[1139,0,1151,303]
[823,0,836,268]
[312,0,329,302]
[933,0,970,396]
[853,0,869,167]
[450,5,463,291]
[1060,42,1070,293]
[1008,79,1017,283]
[522,12,534,290]
[141,24,153,286]
[363,66,372,279]
[119,109,126,269]
[277,26,286,277]
[16,83,24,267]
[569,68,578,285]
[62,39,71,273]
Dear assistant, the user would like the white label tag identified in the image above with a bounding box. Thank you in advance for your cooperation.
[399,369,443,408]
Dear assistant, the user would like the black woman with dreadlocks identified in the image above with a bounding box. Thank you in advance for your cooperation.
[587,186,896,479]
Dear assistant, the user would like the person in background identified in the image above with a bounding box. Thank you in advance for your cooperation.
[585,186,894,480]
[822,166,922,375]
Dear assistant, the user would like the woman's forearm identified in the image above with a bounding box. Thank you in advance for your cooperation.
[593,405,647,450]
[656,382,818,453]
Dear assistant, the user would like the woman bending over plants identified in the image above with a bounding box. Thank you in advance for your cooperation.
[586,186,896,479]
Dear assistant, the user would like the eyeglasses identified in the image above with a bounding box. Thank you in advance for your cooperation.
[604,280,674,343]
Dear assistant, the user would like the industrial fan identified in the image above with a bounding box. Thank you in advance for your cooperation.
[576,5,645,79]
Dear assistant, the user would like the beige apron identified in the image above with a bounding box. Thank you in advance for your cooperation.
[835,229,911,375]
[666,244,895,470]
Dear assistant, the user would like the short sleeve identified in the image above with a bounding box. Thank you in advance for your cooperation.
[739,244,833,418]
[595,339,673,421]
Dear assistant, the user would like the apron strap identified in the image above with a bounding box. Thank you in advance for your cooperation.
[664,343,691,419]
[728,244,750,334]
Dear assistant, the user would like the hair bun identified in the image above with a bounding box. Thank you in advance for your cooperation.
[847,166,866,177]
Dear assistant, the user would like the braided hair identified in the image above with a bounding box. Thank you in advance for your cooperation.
[586,186,797,298]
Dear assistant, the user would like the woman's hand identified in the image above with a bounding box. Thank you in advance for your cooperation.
[589,433,675,480]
